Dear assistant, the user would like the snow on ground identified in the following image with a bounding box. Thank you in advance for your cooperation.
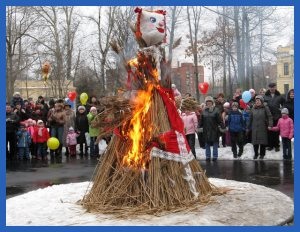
[195,141,294,161]
[6,179,294,226]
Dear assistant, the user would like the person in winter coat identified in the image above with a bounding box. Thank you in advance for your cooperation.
[47,102,66,158]
[215,93,227,147]
[13,102,28,122]
[263,82,285,151]
[66,127,78,156]
[181,109,198,158]
[16,124,31,160]
[269,108,294,160]
[10,92,24,109]
[33,120,50,160]
[87,107,100,157]
[200,96,224,161]
[283,89,294,122]
[228,102,245,158]
[75,105,89,156]
[195,104,205,149]
[248,95,273,159]
[242,106,251,144]
[6,103,20,160]
[62,101,76,156]
[26,118,37,159]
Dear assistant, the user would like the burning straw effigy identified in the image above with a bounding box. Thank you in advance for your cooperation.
[81,7,223,216]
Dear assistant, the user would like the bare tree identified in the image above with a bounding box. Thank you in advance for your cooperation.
[6,6,37,101]
[186,6,202,102]
[29,6,81,98]
[88,6,117,94]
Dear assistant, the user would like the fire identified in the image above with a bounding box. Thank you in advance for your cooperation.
[122,84,154,169]
[122,55,160,169]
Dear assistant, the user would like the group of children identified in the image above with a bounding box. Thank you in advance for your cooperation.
[16,106,107,161]
[16,119,50,160]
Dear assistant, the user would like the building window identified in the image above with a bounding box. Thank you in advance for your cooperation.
[284,63,289,76]
[284,84,289,95]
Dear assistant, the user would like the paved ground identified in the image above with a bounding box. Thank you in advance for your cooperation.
[6,154,294,200]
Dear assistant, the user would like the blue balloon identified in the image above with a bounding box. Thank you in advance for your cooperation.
[242,91,251,103]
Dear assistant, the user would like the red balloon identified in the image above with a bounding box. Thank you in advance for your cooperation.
[68,91,77,102]
[239,99,247,109]
[198,82,209,94]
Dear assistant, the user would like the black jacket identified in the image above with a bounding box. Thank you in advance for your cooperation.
[263,90,285,121]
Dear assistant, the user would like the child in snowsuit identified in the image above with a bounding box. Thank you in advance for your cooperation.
[269,108,294,160]
[33,120,50,160]
[66,127,78,156]
[16,124,31,160]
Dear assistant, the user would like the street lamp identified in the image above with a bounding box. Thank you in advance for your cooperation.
[266,75,269,87]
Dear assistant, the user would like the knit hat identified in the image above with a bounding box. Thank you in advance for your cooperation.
[205,96,214,104]
[249,89,255,94]
[281,108,289,115]
[90,106,97,112]
[171,84,176,88]
[69,126,74,131]
[78,105,86,111]
[231,102,239,108]
[37,120,44,125]
[255,95,264,103]
[223,102,230,108]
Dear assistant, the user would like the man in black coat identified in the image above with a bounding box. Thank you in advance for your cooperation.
[6,103,20,160]
[263,83,286,151]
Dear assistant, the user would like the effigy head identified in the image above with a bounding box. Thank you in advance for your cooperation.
[134,7,167,47]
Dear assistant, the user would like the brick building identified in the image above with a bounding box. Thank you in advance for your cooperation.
[171,62,204,97]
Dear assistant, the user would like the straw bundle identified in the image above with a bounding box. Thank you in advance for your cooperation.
[91,96,135,137]
[81,89,222,216]
[181,97,198,112]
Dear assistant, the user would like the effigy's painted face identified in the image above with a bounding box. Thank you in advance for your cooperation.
[140,11,166,46]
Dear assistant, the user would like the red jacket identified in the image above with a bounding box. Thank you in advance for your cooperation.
[33,127,50,143]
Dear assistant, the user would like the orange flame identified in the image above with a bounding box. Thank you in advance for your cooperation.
[122,55,161,169]
[122,84,154,169]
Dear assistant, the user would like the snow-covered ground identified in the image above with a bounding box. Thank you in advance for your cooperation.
[195,141,294,161]
[6,179,294,226]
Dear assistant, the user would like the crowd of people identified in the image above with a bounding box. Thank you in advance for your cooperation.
[6,82,294,164]
[176,82,294,161]
[6,92,108,163]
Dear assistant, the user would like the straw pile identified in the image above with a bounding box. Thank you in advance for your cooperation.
[81,89,222,216]
[91,96,135,138]
[181,97,198,112]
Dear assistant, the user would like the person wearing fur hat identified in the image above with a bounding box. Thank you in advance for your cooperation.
[199,96,224,161]
[47,102,66,159]
[75,105,89,156]
[269,108,294,160]
[228,102,245,158]
[248,95,273,159]
[10,92,24,109]
[264,82,285,152]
